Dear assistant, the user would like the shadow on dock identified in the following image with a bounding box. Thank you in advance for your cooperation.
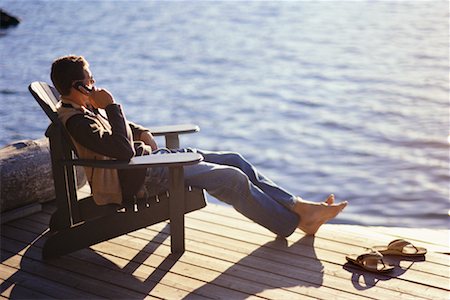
[187,235,324,299]
[1,223,183,299]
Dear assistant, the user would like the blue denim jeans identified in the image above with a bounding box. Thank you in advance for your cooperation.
[144,148,299,237]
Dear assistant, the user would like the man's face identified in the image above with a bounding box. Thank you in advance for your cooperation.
[71,67,95,98]
[70,68,96,107]
[82,68,95,89]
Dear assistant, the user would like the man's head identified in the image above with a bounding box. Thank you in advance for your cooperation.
[51,55,91,96]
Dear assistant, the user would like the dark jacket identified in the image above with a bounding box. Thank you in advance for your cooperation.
[57,101,151,204]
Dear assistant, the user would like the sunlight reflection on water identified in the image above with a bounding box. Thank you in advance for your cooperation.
[0,1,448,228]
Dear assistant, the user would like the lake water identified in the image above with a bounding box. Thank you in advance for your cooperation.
[1,1,448,229]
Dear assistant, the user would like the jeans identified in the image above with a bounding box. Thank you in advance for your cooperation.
[144,148,299,237]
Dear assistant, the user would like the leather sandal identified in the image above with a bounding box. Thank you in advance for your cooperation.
[346,250,394,273]
[373,239,427,257]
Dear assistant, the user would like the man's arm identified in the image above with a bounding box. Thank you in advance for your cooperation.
[128,121,149,140]
[128,122,158,151]
[92,88,158,151]
[66,104,135,160]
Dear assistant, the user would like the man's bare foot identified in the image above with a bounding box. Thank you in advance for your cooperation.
[293,194,347,235]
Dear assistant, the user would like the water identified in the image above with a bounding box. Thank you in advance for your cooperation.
[1,1,448,229]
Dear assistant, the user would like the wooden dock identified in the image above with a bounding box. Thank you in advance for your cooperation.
[1,202,449,299]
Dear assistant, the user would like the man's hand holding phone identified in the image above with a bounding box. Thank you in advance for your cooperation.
[73,82,115,109]
[88,88,115,109]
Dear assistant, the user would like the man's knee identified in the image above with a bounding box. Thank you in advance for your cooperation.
[204,166,250,203]
[213,166,249,191]
[222,151,247,167]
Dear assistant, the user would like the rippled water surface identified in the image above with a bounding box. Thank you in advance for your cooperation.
[1,1,448,228]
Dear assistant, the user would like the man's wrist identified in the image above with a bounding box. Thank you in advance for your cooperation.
[104,103,121,112]
[105,102,116,108]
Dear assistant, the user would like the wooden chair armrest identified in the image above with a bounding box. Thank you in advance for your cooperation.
[149,124,199,136]
[149,124,199,149]
[63,153,203,169]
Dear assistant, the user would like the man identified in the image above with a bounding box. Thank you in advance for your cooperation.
[51,55,347,237]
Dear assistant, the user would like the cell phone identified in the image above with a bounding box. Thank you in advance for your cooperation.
[73,81,93,93]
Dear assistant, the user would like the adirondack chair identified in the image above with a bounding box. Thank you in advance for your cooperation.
[28,81,207,259]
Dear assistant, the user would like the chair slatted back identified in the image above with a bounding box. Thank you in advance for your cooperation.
[28,81,60,123]
[29,81,79,157]
[29,81,82,227]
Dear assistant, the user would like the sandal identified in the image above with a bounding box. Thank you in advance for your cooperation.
[373,239,427,257]
[346,250,394,273]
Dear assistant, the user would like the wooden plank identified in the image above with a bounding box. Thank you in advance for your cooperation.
[2,229,178,298]
[330,225,449,254]
[1,225,253,300]
[185,230,447,291]
[21,209,51,224]
[72,249,250,300]
[0,278,53,299]
[21,206,450,283]
[95,236,340,300]
[1,237,209,300]
[206,202,449,244]
[203,204,450,255]
[190,206,450,267]
[13,206,449,299]
[0,203,42,224]
[6,213,356,299]
[3,223,286,300]
[85,242,276,300]
[112,233,374,300]
[7,216,346,300]
[1,247,144,299]
[136,222,443,300]
[188,208,448,269]
[106,223,426,300]
[3,202,448,300]
[140,213,446,300]
[186,209,450,290]
[0,259,91,299]
[311,225,449,266]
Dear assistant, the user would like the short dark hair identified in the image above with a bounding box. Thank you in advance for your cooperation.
[50,55,89,96]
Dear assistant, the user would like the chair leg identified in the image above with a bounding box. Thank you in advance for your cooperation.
[169,166,185,253]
